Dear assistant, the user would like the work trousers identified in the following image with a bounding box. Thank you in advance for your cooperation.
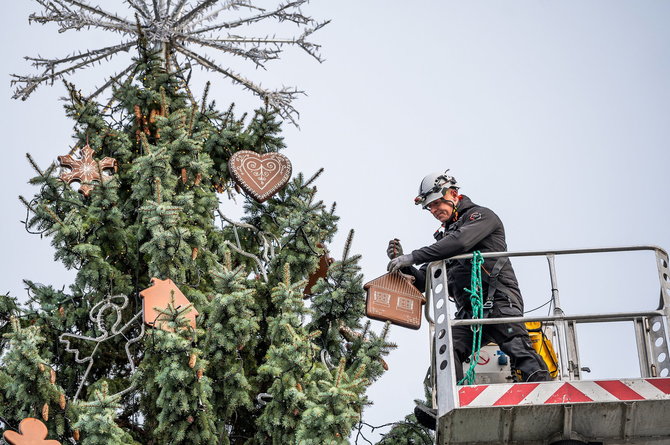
[452,304,551,383]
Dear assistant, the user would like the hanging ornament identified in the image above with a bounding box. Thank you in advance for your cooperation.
[139,278,199,331]
[228,150,292,203]
[58,144,117,197]
[3,418,61,445]
[364,271,426,330]
[303,244,334,298]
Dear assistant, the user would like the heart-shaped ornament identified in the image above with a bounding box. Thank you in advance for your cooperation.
[228,151,292,202]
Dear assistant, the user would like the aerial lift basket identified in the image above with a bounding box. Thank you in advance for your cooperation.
[426,246,670,445]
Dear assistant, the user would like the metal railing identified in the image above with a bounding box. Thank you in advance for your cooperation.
[426,246,670,417]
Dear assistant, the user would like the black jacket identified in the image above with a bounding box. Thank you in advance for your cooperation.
[405,195,523,318]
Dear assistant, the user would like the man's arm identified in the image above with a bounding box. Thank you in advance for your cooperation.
[411,208,500,264]
[401,264,428,293]
[386,239,427,292]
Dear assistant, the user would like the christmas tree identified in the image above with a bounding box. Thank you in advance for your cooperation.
[1,2,395,444]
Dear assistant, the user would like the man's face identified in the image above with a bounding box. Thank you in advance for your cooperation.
[426,199,454,223]
[425,190,459,223]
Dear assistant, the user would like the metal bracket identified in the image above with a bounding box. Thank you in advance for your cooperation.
[428,261,458,417]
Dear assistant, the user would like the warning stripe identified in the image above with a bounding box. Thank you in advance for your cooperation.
[544,383,593,404]
[646,378,670,394]
[458,385,488,406]
[493,383,539,406]
[595,380,645,401]
[458,378,670,408]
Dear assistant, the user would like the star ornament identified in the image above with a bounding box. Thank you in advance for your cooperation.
[58,144,118,197]
[12,0,329,124]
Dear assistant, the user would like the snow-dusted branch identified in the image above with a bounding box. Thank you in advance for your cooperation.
[174,0,219,27]
[126,0,152,20]
[12,41,135,100]
[15,0,328,124]
[181,34,281,67]
[190,0,312,34]
[87,63,138,101]
[173,42,303,123]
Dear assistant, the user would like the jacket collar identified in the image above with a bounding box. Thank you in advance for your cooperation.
[442,194,475,227]
[455,195,476,214]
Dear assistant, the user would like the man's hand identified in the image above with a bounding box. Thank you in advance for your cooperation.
[386,239,403,259]
[387,254,414,273]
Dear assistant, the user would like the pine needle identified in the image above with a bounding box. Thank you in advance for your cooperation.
[343,229,355,260]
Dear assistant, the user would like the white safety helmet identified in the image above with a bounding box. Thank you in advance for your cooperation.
[414,170,459,209]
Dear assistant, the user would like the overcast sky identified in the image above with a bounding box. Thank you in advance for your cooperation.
[2,1,670,442]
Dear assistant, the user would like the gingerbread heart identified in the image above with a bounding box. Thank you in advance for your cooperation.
[3,418,61,445]
[228,151,292,202]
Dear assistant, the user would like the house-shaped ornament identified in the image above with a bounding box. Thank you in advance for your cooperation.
[364,271,426,330]
[139,278,199,331]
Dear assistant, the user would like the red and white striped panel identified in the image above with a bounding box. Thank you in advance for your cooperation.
[459,378,670,408]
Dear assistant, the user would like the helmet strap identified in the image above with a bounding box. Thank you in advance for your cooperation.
[441,194,462,225]
[452,194,463,221]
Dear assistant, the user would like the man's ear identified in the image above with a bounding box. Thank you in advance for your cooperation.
[448,188,460,199]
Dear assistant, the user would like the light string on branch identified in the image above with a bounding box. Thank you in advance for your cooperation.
[217,209,279,260]
[353,420,433,445]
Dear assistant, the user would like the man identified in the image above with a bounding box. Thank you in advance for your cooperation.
[387,171,550,396]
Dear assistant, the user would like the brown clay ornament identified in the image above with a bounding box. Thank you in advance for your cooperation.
[58,144,117,197]
[228,150,292,202]
[364,271,426,330]
[139,278,199,331]
[3,418,61,445]
[303,244,334,298]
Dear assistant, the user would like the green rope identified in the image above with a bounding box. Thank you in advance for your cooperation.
[458,250,484,386]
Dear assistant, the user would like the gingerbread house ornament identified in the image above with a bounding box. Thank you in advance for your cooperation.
[228,150,292,202]
[139,278,199,331]
[364,271,426,330]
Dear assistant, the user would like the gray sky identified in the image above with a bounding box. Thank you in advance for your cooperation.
[2,1,670,442]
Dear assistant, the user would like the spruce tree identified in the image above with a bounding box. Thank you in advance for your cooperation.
[2,16,395,445]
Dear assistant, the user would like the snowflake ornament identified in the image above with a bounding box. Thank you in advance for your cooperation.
[58,144,118,197]
[12,0,329,124]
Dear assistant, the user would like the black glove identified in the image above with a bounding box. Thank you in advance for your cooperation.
[386,239,403,259]
[387,254,414,273]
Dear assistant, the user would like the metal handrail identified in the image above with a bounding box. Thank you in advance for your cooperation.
[451,310,664,326]
[428,245,670,422]
[446,245,667,260]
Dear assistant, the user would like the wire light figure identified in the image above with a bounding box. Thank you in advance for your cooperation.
[59,294,144,401]
[11,0,329,124]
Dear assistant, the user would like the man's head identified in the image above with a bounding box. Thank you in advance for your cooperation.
[415,171,460,223]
